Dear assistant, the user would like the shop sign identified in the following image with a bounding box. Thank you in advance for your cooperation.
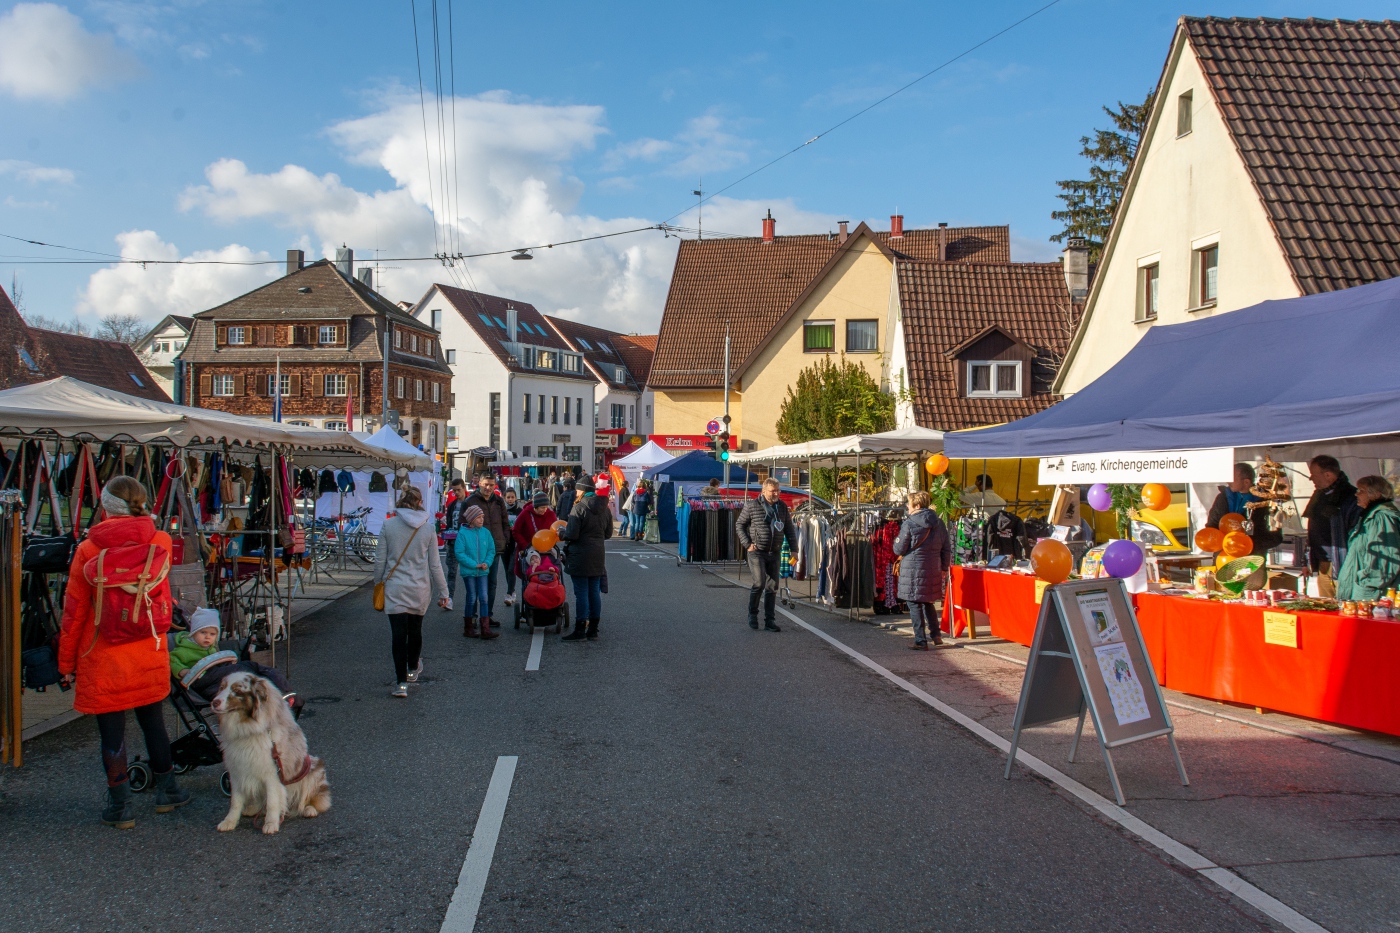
[653,433,738,451]
[1038,447,1233,485]
[595,433,618,449]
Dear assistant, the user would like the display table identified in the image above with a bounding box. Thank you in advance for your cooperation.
[944,566,1400,736]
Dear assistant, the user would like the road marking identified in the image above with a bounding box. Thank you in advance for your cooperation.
[637,563,648,570]
[775,604,1330,933]
[525,631,543,671]
[440,755,519,933]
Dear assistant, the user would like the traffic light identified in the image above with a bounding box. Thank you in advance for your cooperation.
[718,431,731,462]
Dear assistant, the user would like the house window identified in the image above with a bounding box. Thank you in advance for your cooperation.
[1194,244,1219,306]
[628,405,634,430]
[551,396,559,424]
[212,375,236,396]
[610,403,625,429]
[431,382,440,403]
[446,349,456,364]
[563,399,570,425]
[415,379,423,401]
[1135,263,1160,322]
[268,373,291,396]
[563,445,582,462]
[129,372,145,388]
[428,422,438,450]
[537,350,557,370]
[593,402,599,428]
[846,319,878,352]
[803,320,835,352]
[536,445,558,460]
[967,360,1022,398]
[645,404,651,419]
[287,420,312,427]
[227,326,247,345]
[394,328,402,348]
[325,421,347,431]
[396,376,405,399]
[523,393,531,423]
[562,354,581,373]
[488,393,501,449]
[424,337,433,355]
[537,395,546,422]
[318,325,338,344]
[410,333,419,353]
[324,374,348,397]
[430,308,442,331]
[1177,90,1193,137]
[522,446,531,457]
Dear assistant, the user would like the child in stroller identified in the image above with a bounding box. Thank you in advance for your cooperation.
[513,547,570,634]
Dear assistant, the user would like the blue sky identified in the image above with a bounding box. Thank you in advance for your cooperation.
[1,0,1394,335]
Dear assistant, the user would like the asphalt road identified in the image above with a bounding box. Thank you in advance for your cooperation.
[0,541,1286,932]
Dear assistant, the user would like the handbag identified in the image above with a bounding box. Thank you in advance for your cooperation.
[23,534,77,575]
[373,523,421,612]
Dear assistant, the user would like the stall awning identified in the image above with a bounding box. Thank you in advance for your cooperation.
[944,276,1400,460]
[729,426,945,466]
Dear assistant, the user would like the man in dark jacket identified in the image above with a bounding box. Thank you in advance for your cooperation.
[1304,455,1362,597]
[441,478,470,606]
[468,474,512,628]
[735,479,798,631]
[556,475,578,524]
[560,477,613,641]
[1206,463,1282,556]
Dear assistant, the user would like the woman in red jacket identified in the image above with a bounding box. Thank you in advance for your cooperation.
[58,476,189,828]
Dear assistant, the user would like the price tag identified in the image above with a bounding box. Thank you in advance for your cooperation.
[1263,611,1298,648]
[1034,579,1050,604]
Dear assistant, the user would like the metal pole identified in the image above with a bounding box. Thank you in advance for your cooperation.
[382,322,391,429]
[723,322,731,488]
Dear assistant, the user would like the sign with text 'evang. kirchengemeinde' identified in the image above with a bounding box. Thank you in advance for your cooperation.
[1004,578,1189,805]
[1038,447,1234,485]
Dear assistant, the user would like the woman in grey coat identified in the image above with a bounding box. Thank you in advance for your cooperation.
[892,490,953,650]
[372,485,449,697]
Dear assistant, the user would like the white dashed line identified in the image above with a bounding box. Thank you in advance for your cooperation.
[637,564,648,570]
[439,755,518,933]
[525,631,543,671]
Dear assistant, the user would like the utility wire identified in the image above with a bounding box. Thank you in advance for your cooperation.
[0,232,123,260]
[408,0,441,257]
[663,0,1065,224]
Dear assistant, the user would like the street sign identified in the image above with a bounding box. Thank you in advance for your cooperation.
[1004,578,1188,805]
[706,419,722,436]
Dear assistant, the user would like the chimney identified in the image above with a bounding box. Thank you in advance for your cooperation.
[286,249,304,275]
[1063,237,1090,301]
[506,306,518,345]
[937,222,948,261]
[838,220,849,244]
[761,209,776,244]
[890,214,904,239]
[335,245,353,278]
[356,266,373,289]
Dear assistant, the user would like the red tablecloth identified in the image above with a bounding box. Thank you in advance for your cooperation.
[945,566,1400,736]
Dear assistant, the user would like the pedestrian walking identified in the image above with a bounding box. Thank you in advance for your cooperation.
[465,474,511,631]
[454,504,500,640]
[617,479,631,531]
[57,476,188,828]
[513,492,558,556]
[630,480,652,541]
[735,478,798,631]
[502,487,523,607]
[560,476,613,641]
[556,475,578,522]
[373,485,449,697]
[440,477,469,610]
[893,490,953,649]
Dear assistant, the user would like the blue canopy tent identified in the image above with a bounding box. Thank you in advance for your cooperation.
[641,451,757,543]
[945,277,1400,461]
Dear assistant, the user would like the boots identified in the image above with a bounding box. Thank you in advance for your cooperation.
[586,618,599,640]
[479,617,499,640]
[153,769,190,813]
[562,618,588,641]
[101,781,135,829]
[463,616,479,638]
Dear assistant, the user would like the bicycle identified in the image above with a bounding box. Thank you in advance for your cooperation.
[309,506,379,563]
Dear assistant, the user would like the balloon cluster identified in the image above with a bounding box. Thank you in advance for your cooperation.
[1192,513,1253,556]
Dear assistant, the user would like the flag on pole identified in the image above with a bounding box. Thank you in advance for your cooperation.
[273,355,282,423]
[346,389,354,432]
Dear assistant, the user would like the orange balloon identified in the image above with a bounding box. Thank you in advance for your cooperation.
[1030,538,1073,584]
[1194,527,1225,552]
[1216,552,1232,569]
[1221,531,1254,558]
[551,520,567,532]
[925,453,950,476]
[1141,483,1171,511]
[532,528,559,552]
[1219,512,1246,534]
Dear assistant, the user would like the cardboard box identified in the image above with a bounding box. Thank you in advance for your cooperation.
[1266,571,1299,593]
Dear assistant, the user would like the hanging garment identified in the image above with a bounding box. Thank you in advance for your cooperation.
[871,520,902,605]
[984,509,1026,560]
[247,456,271,532]
[369,471,388,492]
[318,469,337,495]
[336,469,356,493]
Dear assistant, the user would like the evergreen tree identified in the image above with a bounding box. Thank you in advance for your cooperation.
[775,355,895,444]
[1050,91,1154,263]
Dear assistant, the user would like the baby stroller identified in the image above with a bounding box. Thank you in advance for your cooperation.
[512,548,571,635]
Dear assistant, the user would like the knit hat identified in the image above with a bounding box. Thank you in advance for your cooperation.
[595,477,611,492]
[532,491,549,508]
[189,607,221,636]
[463,504,484,526]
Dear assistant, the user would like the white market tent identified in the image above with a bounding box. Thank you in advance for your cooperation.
[308,426,442,533]
[612,440,674,482]
[729,425,946,466]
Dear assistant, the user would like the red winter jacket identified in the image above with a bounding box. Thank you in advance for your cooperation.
[512,507,559,552]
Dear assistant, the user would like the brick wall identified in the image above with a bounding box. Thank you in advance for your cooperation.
[189,362,451,421]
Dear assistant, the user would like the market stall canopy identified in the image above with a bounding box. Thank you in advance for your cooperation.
[613,440,673,471]
[944,276,1400,461]
[295,424,435,470]
[641,450,757,483]
[729,425,945,466]
[0,376,425,468]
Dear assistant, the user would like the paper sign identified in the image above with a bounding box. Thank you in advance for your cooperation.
[1093,643,1152,725]
[1034,579,1049,604]
[1263,611,1298,648]
[1075,588,1122,646]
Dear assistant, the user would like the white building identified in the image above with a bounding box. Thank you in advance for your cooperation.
[414,285,597,468]
[544,317,655,468]
[1058,16,1400,394]
[137,315,193,398]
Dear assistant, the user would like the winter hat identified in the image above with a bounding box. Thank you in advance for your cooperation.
[463,504,484,525]
[189,607,221,636]
[595,477,611,492]
[532,491,549,508]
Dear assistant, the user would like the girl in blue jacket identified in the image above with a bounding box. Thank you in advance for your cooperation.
[453,505,498,639]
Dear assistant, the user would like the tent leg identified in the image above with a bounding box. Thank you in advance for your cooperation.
[1168,733,1190,786]
[1068,702,1087,763]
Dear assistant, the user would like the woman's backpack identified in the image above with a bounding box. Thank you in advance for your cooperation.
[81,542,173,647]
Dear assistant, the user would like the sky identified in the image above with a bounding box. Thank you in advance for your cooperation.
[1,0,1395,337]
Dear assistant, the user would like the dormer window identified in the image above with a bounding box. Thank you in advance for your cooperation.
[15,346,40,373]
[967,360,1021,398]
[318,325,338,345]
[227,326,247,345]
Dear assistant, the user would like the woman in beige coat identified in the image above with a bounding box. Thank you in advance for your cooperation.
[372,486,448,697]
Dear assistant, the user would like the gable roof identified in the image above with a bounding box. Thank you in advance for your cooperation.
[612,334,657,387]
[1184,17,1400,295]
[434,285,596,383]
[898,261,1076,431]
[543,315,655,390]
[650,223,1010,389]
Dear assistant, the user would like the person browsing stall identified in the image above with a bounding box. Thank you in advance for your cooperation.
[894,490,953,649]
[1304,455,1362,597]
[1207,463,1281,556]
[735,478,798,632]
[1335,475,1400,600]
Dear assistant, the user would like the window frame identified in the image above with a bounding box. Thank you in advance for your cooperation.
[324,420,348,432]
[1190,242,1220,310]
[212,374,236,396]
[267,373,291,397]
[523,392,531,423]
[446,349,456,364]
[1176,89,1193,137]
[845,319,879,353]
[803,319,836,353]
[227,326,247,346]
[415,379,423,401]
[965,360,1022,399]
[318,324,338,345]
[1135,262,1160,322]
[610,403,625,429]
[324,374,348,397]
[396,375,405,399]
[431,382,441,403]
[536,445,558,460]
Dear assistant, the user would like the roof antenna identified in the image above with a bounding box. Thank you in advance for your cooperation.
[693,179,703,240]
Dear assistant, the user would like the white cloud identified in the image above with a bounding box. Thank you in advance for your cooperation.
[0,159,75,184]
[0,3,140,101]
[76,230,275,322]
[604,112,750,177]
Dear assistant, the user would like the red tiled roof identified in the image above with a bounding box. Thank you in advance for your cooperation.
[897,261,1076,431]
[1185,17,1400,293]
[650,223,1010,389]
[543,315,654,389]
[612,334,657,386]
[437,285,596,383]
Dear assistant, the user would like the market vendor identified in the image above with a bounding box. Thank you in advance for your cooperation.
[1304,455,1362,597]
[961,474,1007,510]
[1206,463,1281,555]
[1335,475,1400,601]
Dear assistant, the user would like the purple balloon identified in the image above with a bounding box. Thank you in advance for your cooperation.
[1086,483,1112,512]
[1102,539,1144,579]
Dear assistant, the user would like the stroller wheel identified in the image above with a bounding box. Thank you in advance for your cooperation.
[127,760,152,793]
[220,770,232,797]
[173,762,194,775]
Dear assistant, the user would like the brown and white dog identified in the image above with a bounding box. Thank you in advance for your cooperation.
[211,671,331,834]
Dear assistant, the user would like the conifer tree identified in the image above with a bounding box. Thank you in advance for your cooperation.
[1050,92,1154,263]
